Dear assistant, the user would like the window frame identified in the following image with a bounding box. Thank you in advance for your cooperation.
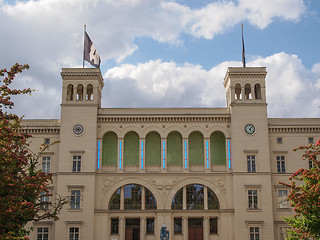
[248,189,259,210]
[146,218,155,235]
[110,218,119,235]
[277,156,286,173]
[42,156,51,173]
[277,137,283,144]
[72,155,82,172]
[69,227,80,240]
[249,226,260,240]
[247,155,256,172]
[278,189,289,209]
[70,190,81,210]
[174,217,182,234]
[37,227,49,240]
[209,217,218,235]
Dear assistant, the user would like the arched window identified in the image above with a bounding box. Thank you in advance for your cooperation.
[245,83,251,99]
[171,188,183,210]
[109,184,157,210]
[254,83,261,99]
[102,131,118,166]
[86,84,93,101]
[235,83,241,100]
[124,184,142,209]
[124,131,139,167]
[77,84,84,101]
[145,131,161,167]
[67,84,73,100]
[187,184,204,210]
[171,184,219,210]
[167,131,182,166]
[210,131,226,165]
[109,188,120,210]
[189,131,204,166]
[208,189,219,209]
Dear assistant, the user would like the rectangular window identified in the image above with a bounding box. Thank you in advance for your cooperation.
[72,156,81,172]
[111,218,119,234]
[146,218,154,234]
[174,218,182,234]
[42,157,50,173]
[69,227,79,240]
[308,137,314,144]
[70,190,81,209]
[44,138,50,144]
[249,227,260,240]
[141,140,144,170]
[278,190,289,208]
[248,190,258,209]
[277,137,283,144]
[210,218,218,234]
[119,140,122,170]
[40,191,50,210]
[206,140,209,169]
[309,159,315,170]
[247,155,256,172]
[277,156,285,173]
[37,227,49,240]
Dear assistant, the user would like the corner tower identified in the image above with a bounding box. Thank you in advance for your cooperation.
[57,68,104,240]
[224,67,274,240]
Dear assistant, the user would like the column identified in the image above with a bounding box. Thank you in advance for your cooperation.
[140,217,146,240]
[204,186,208,210]
[183,186,187,210]
[182,217,188,240]
[203,217,209,240]
[119,217,125,240]
[120,187,124,210]
[141,187,146,210]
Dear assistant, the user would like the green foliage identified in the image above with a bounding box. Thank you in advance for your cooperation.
[0,64,66,239]
[280,139,320,239]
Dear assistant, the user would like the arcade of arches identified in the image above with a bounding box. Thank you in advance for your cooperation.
[108,184,220,240]
[102,130,227,171]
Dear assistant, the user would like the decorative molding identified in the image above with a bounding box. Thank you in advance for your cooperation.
[97,116,231,124]
[20,127,60,135]
[243,150,259,153]
[70,150,85,154]
[269,127,320,134]
[273,151,288,154]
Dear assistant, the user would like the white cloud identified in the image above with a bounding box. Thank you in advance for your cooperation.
[103,53,320,118]
[0,0,314,119]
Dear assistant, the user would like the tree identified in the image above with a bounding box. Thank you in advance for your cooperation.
[0,63,66,239]
[281,139,320,239]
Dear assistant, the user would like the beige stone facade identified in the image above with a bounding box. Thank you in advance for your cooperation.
[24,66,320,240]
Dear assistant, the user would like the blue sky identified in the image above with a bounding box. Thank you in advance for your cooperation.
[1,0,320,118]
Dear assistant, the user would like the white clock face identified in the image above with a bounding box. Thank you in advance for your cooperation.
[245,124,255,135]
[73,124,84,135]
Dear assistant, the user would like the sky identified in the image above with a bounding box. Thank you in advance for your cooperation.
[1,0,320,119]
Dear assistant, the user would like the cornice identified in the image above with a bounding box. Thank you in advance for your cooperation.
[268,126,320,134]
[97,115,231,123]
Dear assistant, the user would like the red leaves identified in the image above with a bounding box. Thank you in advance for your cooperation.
[281,140,320,239]
[0,63,56,238]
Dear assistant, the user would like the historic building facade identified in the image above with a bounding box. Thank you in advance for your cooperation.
[24,66,320,240]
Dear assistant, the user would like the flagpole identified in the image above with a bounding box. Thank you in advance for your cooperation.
[241,24,246,68]
[83,24,86,68]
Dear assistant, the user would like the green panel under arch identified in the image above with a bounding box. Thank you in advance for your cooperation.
[145,131,161,166]
[167,131,182,166]
[210,131,226,165]
[189,131,204,166]
[102,131,118,166]
[124,131,139,166]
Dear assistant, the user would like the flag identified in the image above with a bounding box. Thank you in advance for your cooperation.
[84,32,101,68]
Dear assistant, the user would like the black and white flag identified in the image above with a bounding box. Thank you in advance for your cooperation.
[84,32,101,68]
